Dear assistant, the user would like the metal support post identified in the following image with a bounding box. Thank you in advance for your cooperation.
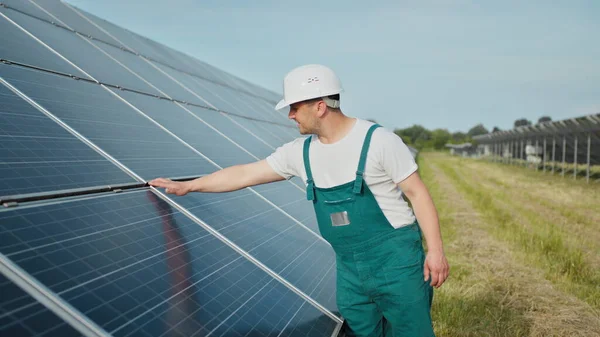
[520,140,524,166]
[494,143,497,162]
[551,138,556,174]
[574,136,578,180]
[535,139,539,170]
[543,137,547,173]
[562,136,566,177]
[586,133,591,183]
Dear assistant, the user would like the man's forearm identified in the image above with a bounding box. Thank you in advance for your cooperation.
[187,165,250,193]
[409,192,444,253]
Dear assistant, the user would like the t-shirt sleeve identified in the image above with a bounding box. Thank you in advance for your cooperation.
[265,138,303,180]
[377,129,418,184]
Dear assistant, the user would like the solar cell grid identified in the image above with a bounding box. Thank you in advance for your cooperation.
[2,8,164,97]
[0,275,83,337]
[110,90,258,169]
[0,1,342,335]
[0,81,135,196]
[0,190,339,336]
[0,9,87,78]
[173,190,338,313]
[0,65,218,180]
[29,0,126,50]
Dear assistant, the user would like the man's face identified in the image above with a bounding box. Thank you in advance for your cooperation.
[288,100,321,135]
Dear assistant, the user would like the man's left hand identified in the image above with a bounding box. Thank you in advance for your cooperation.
[423,251,449,288]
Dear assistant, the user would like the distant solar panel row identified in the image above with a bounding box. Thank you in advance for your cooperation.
[473,114,600,166]
[0,0,342,336]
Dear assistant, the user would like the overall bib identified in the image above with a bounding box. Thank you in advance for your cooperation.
[303,124,435,337]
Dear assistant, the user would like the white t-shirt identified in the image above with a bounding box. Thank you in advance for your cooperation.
[266,118,418,228]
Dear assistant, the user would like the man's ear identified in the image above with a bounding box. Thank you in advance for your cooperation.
[315,100,328,118]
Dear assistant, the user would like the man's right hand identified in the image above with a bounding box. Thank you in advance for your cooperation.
[149,178,191,196]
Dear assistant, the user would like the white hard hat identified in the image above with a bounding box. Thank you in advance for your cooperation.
[275,64,343,110]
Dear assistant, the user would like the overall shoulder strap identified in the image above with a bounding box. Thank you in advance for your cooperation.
[302,136,316,201]
[353,124,381,194]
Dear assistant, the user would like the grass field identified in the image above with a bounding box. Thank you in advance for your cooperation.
[419,152,600,337]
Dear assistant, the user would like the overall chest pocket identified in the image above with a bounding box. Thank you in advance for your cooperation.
[324,197,355,226]
[315,192,365,240]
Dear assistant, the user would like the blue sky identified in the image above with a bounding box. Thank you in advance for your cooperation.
[66,0,600,132]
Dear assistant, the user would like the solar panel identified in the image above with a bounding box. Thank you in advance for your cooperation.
[0,65,219,180]
[472,114,600,168]
[107,90,258,169]
[0,0,343,335]
[0,190,339,336]
[0,10,86,78]
[183,105,276,160]
[26,0,125,49]
[85,40,209,106]
[0,275,83,337]
[174,190,338,312]
[228,116,290,149]
[151,63,265,120]
[250,183,320,235]
[3,7,164,97]
[0,82,135,196]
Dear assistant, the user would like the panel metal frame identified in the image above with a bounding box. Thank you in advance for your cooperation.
[0,252,113,337]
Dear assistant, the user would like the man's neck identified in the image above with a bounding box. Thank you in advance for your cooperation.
[316,113,357,144]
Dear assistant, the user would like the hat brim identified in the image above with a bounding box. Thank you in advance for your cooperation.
[275,99,288,110]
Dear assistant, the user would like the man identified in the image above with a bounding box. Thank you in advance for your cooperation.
[150,64,449,336]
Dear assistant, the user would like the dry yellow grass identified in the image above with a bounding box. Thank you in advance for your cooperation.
[465,161,600,267]
[474,158,599,227]
[420,152,600,337]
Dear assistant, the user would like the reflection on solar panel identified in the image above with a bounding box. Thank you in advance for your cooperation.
[0,0,344,336]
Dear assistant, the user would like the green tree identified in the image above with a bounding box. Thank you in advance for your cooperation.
[538,116,552,124]
[394,125,432,146]
[514,118,532,128]
[431,129,451,150]
[467,124,489,137]
[451,132,469,144]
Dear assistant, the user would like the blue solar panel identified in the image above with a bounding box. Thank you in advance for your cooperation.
[174,190,338,313]
[184,105,276,159]
[0,190,339,336]
[88,41,210,107]
[0,1,344,335]
[228,116,289,148]
[247,119,296,144]
[0,82,135,196]
[244,96,295,127]
[2,7,164,97]
[0,275,82,337]
[27,0,127,50]
[0,8,86,78]
[0,65,217,180]
[0,0,55,21]
[151,63,263,119]
[111,90,258,169]
[68,8,178,70]
[251,182,320,235]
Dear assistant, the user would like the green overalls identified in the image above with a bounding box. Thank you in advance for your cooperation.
[303,124,435,337]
